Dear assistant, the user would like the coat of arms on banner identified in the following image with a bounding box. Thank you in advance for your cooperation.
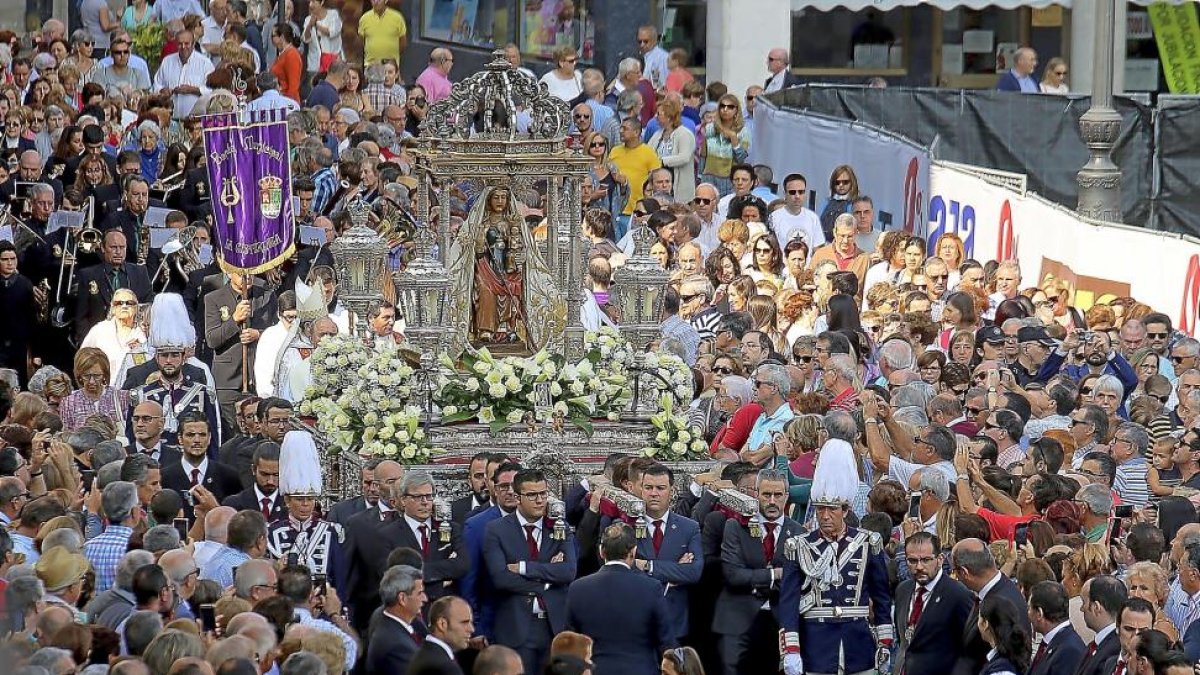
[259,175,283,219]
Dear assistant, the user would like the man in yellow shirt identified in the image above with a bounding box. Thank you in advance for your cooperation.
[608,117,662,239]
[359,0,408,66]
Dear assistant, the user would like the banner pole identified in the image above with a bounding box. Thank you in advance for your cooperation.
[240,282,250,394]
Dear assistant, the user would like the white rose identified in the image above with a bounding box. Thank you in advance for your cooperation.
[606,412,620,421]
[396,429,410,443]
[384,444,398,456]
[691,439,707,452]
[554,401,568,416]
[379,426,394,440]
[506,410,524,424]
[671,441,686,454]
[443,405,459,416]
[570,381,585,396]
[337,355,350,367]
[325,357,338,367]
[542,362,558,378]
[401,446,416,459]
[488,384,507,399]
[655,431,668,443]
[504,377,521,392]
[465,378,481,392]
[363,427,377,442]
[678,430,691,443]
[414,429,425,440]
[334,414,350,428]
[474,360,492,374]
[550,382,563,396]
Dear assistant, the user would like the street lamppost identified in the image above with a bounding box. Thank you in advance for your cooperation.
[1076,0,1122,222]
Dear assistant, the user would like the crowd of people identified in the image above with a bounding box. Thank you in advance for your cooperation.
[0,6,1191,675]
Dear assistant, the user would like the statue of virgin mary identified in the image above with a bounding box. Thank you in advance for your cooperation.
[447,185,565,354]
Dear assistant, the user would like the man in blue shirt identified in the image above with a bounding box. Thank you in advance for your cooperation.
[996,47,1040,93]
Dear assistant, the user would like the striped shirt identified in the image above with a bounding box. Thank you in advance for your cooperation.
[1114,457,1150,508]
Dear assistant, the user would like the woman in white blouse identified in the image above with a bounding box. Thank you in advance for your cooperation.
[302,0,343,81]
[539,45,583,102]
[81,288,146,386]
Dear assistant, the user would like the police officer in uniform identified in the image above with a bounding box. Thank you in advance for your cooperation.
[266,429,348,601]
[779,427,894,675]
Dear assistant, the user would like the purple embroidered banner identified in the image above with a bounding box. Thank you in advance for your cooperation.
[202,108,295,274]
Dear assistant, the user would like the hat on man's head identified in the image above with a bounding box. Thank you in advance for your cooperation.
[810,438,858,507]
[35,545,90,591]
[279,430,321,497]
[978,326,1006,344]
[148,293,196,351]
[295,278,327,323]
[1017,326,1057,346]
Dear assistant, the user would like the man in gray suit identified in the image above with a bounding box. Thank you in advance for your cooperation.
[203,272,273,439]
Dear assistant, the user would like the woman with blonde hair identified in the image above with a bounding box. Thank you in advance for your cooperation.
[648,96,696,202]
[934,232,965,288]
[584,131,626,215]
[7,391,48,428]
[726,275,757,313]
[1040,57,1069,94]
[1062,542,1112,642]
[540,45,583,101]
[60,347,129,432]
[1125,561,1178,641]
[81,288,146,386]
[699,93,750,194]
[717,218,750,263]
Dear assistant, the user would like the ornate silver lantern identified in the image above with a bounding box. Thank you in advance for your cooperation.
[610,224,670,349]
[330,198,389,336]
[393,219,452,355]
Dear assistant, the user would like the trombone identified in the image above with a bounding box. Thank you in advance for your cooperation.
[50,197,100,331]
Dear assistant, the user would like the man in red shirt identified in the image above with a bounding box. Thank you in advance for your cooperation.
[953,449,1064,542]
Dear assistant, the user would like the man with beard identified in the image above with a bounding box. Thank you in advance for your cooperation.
[129,400,176,464]
[100,176,154,267]
[128,293,220,456]
[778,428,893,675]
[221,441,288,523]
[451,452,492,524]
[161,411,241,520]
[1056,329,1138,393]
[714,468,803,675]
[266,430,348,597]
[893,531,974,674]
[632,463,702,643]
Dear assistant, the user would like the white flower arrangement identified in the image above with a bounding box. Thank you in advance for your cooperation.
[300,337,438,464]
[641,394,708,461]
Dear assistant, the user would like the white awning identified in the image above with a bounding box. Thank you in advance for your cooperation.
[794,0,1191,11]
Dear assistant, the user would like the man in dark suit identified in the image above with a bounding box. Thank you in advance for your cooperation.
[635,463,702,642]
[367,564,426,675]
[221,441,288,523]
[450,452,491,524]
[215,395,262,484]
[407,596,472,675]
[1027,580,1087,675]
[714,469,802,675]
[73,229,152,343]
[328,459,381,526]
[387,472,468,605]
[1074,575,1127,675]
[995,47,1039,92]
[764,48,803,92]
[1102,597,1157,675]
[950,538,1034,675]
[342,460,407,630]
[161,412,241,522]
[99,175,160,268]
[566,521,675,674]
[894,532,974,675]
[462,461,522,640]
[482,468,577,674]
[203,271,274,438]
[0,149,64,207]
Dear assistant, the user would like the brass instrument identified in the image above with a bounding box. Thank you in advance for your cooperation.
[151,225,202,291]
[50,197,99,331]
[151,170,186,199]
[136,214,150,266]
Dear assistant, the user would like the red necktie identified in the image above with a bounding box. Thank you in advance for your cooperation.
[190,468,200,487]
[261,498,271,520]
[908,585,927,627]
[652,520,664,556]
[763,522,777,562]
[524,524,539,559]
[1085,642,1097,659]
[1114,660,1126,675]
[418,524,430,557]
[1032,641,1047,666]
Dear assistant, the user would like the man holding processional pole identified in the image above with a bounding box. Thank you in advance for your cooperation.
[200,72,296,438]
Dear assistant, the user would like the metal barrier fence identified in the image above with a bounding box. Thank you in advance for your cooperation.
[765,85,1200,235]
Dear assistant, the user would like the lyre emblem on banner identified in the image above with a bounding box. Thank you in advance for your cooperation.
[259,175,283,219]
[220,177,242,225]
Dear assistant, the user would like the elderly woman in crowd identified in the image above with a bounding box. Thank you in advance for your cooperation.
[1126,560,1179,642]
[80,288,146,386]
[127,119,166,182]
[59,347,129,432]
